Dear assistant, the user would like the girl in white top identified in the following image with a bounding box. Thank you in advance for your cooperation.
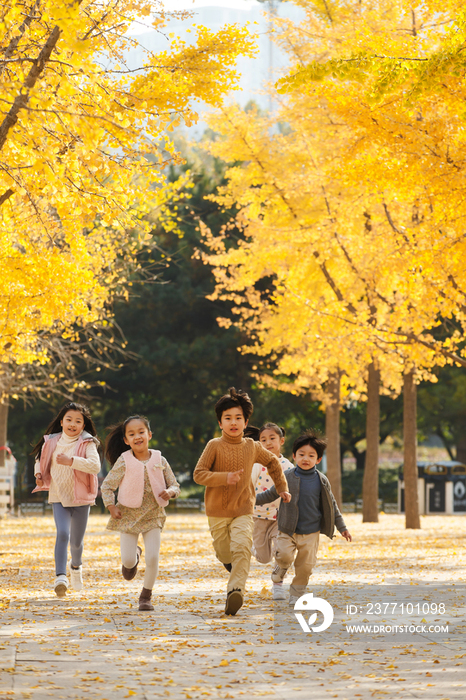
[252,423,293,571]
[32,402,101,597]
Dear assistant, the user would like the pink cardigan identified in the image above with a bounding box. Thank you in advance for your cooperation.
[32,432,99,505]
[118,450,169,508]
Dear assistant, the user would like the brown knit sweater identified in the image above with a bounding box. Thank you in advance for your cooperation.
[193,433,289,517]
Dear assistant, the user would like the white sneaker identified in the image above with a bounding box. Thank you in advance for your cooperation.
[70,565,83,591]
[54,575,69,597]
[272,583,287,601]
[271,564,288,583]
[289,595,300,607]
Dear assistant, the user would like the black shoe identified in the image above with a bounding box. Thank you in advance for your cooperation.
[223,562,232,573]
[225,588,243,616]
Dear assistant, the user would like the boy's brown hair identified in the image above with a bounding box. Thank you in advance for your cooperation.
[215,387,254,422]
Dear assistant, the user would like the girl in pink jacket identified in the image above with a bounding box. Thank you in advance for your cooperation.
[32,402,100,597]
[101,415,180,611]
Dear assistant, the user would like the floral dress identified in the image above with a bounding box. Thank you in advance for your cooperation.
[101,453,180,534]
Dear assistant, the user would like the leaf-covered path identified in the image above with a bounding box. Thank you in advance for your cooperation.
[0,514,465,699]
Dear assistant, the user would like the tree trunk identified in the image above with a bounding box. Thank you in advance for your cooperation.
[325,373,342,508]
[0,400,8,468]
[403,369,420,529]
[362,362,380,522]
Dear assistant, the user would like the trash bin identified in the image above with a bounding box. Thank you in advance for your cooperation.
[398,461,466,515]
[452,465,466,513]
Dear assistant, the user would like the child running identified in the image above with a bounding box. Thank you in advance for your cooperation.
[32,402,101,597]
[194,387,291,616]
[256,429,352,605]
[251,424,293,568]
[101,415,180,611]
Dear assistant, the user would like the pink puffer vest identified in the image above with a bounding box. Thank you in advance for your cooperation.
[118,449,169,509]
[32,432,99,505]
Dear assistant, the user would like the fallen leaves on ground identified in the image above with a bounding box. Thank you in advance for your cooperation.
[0,513,465,699]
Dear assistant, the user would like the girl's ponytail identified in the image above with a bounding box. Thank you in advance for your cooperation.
[105,415,151,466]
[105,424,128,467]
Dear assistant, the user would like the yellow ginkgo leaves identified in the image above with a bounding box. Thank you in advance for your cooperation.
[202,0,466,404]
[0,1,256,363]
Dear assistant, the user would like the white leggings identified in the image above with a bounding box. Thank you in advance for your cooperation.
[120,528,161,590]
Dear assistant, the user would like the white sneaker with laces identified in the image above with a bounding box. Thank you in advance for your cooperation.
[54,575,69,597]
[70,565,83,591]
[272,583,287,601]
[289,595,300,607]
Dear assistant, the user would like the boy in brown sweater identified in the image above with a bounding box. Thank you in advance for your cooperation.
[194,387,290,615]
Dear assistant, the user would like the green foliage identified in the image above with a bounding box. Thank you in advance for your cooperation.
[342,467,399,504]
[340,395,404,470]
[418,366,466,462]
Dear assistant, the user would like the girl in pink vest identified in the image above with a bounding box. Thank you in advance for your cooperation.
[32,402,100,597]
[101,415,180,611]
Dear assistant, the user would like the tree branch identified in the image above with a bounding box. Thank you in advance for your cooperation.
[0,0,85,152]
[0,24,62,151]
[0,188,14,206]
[382,202,410,243]
[1,1,40,71]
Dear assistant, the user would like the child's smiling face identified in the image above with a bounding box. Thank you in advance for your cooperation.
[259,428,284,457]
[294,444,322,470]
[219,407,247,438]
[124,418,152,455]
[60,410,85,437]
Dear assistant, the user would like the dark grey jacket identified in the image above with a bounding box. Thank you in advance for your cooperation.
[255,467,346,539]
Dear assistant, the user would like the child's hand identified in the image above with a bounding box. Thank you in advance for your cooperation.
[35,474,43,485]
[279,491,291,503]
[340,529,352,542]
[56,453,73,466]
[227,470,243,485]
[159,488,175,500]
[108,505,122,520]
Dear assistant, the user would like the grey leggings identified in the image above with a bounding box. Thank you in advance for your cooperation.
[52,503,90,576]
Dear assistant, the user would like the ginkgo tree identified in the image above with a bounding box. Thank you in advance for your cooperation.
[0,0,256,364]
[200,0,466,528]
[273,0,466,528]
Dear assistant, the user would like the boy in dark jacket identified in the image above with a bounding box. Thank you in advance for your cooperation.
[255,430,352,606]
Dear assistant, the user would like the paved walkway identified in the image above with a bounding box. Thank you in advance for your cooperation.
[0,513,465,699]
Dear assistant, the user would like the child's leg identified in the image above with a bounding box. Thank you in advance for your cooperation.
[228,515,254,593]
[208,516,232,567]
[272,532,297,582]
[141,528,161,589]
[69,506,90,569]
[289,532,320,598]
[52,503,72,575]
[268,520,279,561]
[120,532,140,569]
[253,518,276,564]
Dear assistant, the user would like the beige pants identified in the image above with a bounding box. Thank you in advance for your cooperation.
[208,514,254,593]
[275,531,320,597]
[252,517,278,564]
